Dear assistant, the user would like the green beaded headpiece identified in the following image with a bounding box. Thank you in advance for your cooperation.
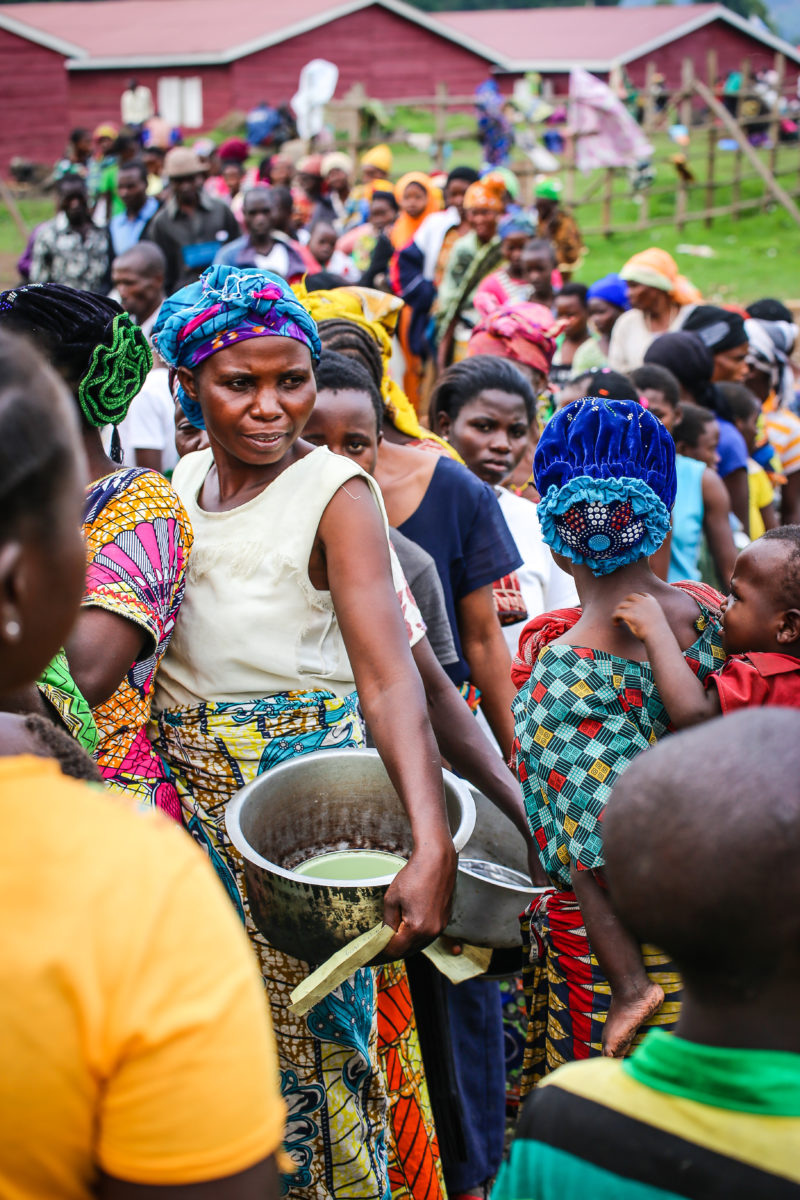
[78,312,152,428]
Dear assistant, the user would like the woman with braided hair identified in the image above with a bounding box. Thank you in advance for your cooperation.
[0,283,192,818]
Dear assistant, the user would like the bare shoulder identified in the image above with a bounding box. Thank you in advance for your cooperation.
[656,579,713,639]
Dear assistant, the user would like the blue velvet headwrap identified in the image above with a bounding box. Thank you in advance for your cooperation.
[534,397,676,576]
[152,265,321,429]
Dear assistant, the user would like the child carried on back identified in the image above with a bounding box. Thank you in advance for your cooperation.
[614,526,800,723]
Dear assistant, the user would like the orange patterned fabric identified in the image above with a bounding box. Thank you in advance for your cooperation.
[82,467,192,816]
[377,964,446,1200]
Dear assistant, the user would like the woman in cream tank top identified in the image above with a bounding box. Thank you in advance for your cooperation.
[150,266,456,1200]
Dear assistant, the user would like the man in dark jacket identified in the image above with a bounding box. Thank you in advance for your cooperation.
[143,146,239,293]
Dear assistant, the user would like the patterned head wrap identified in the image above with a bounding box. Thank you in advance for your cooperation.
[533,397,676,576]
[468,302,558,377]
[620,248,701,307]
[745,317,799,408]
[0,283,151,434]
[463,176,506,213]
[294,281,454,455]
[295,282,413,430]
[153,265,321,429]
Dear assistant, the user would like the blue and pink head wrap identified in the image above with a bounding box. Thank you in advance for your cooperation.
[534,397,676,576]
[153,264,321,428]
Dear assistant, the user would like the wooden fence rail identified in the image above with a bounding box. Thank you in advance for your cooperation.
[326,50,800,236]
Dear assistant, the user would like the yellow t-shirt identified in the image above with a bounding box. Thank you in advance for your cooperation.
[747,459,774,539]
[0,756,285,1198]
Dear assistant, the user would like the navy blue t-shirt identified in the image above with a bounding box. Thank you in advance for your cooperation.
[398,456,522,684]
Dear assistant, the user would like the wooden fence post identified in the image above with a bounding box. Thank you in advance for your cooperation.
[766,52,785,210]
[732,58,749,220]
[434,81,449,171]
[642,61,656,135]
[705,48,718,228]
[0,179,29,241]
[693,75,800,226]
[680,57,694,132]
[339,83,365,162]
[601,167,614,237]
[564,129,577,209]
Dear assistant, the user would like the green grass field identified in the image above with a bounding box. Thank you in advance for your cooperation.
[2,120,799,301]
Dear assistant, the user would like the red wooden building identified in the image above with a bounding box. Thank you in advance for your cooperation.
[438,4,800,95]
[2,0,799,174]
[0,0,497,173]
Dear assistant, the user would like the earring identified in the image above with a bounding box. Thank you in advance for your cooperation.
[5,620,20,641]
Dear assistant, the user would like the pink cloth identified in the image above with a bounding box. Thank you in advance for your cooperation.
[568,67,653,172]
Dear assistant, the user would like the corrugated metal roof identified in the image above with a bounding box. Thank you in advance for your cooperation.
[0,0,503,65]
[1,0,796,70]
[437,4,800,70]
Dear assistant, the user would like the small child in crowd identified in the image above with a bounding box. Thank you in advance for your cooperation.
[719,380,778,538]
[615,526,800,722]
[496,708,800,1199]
[306,221,361,282]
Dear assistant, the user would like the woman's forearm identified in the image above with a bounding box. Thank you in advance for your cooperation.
[461,628,516,760]
[359,672,452,848]
[643,628,719,728]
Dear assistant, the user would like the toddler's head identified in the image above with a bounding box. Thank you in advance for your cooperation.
[722,526,800,656]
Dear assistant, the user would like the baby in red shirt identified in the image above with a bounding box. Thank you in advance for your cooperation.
[614,526,800,724]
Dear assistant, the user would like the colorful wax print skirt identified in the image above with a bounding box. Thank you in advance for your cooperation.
[155,690,443,1200]
[519,890,681,1095]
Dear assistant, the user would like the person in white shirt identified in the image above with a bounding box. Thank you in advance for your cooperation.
[120,77,154,128]
[112,242,177,472]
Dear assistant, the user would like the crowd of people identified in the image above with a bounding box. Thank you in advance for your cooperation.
[2,116,800,1200]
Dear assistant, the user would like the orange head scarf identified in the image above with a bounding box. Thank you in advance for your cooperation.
[463,174,507,213]
[390,172,442,250]
[620,248,701,307]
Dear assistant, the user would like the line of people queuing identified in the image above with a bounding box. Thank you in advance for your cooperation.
[2,128,800,1200]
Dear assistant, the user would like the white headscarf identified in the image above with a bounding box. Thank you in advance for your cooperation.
[744,318,798,408]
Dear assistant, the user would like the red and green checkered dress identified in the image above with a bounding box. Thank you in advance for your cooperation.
[511,587,724,1087]
[512,601,724,889]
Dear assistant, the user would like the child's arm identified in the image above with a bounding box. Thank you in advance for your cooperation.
[612,592,721,728]
[570,862,663,1057]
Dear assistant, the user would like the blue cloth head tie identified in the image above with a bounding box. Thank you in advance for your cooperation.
[152,265,321,429]
[586,273,630,311]
[534,397,676,575]
[498,211,536,240]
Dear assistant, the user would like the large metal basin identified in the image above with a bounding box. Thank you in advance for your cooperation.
[445,786,549,949]
[225,748,475,965]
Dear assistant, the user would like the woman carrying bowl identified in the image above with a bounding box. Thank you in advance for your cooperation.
[151,265,456,1200]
